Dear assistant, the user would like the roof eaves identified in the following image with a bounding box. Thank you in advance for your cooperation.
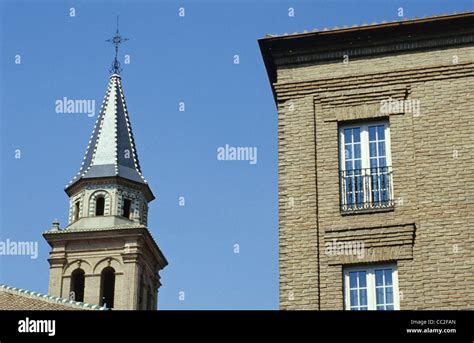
[260,11,473,41]
[42,224,146,235]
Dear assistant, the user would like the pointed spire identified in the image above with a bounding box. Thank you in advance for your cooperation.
[66,74,153,199]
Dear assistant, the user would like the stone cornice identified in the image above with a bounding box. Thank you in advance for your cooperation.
[259,13,474,103]
[273,34,474,66]
[324,223,417,265]
[43,226,168,270]
[274,62,474,102]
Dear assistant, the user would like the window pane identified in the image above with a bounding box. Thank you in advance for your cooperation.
[349,272,358,288]
[345,145,352,160]
[384,269,393,285]
[376,305,384,310]
[344,128,353,143]
[350,290,358,306]
[386,305,394,310]
[376,287,384,305]
[359,289,367,306]
[345,161,352,171]
[358,271,367,287]
[370,142,376,158]
[377,125,385,140]
[369,126,377,141]
[353,127,361,142]
[346,176,353,189]
[378,142,386,157]
[375,270,384,286]
[386,287,394,304]
[354,143,361,159]
[354,159,362,170]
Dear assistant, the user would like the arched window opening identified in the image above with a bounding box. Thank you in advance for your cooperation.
[100,267,115,308]
[95,196,105,216]
[70,268,85,302]
[122,199,132,219]
[73,201,80,221]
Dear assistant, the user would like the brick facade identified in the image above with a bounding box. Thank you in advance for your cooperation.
[260,13,474,310]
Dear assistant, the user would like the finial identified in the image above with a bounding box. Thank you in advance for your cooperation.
[51,219,61,231]
[106,16,129,75]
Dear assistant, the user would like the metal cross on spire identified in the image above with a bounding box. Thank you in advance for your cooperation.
[106,16,129,75]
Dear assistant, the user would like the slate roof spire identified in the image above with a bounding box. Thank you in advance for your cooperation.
[66,74,152,198]
[66,23,153,199]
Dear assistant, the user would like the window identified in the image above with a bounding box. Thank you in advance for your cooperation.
[95,196,105,216]
[72,201,80,221]
[100,267,115,308]
[70,268,85,302]
[339,121,394,212]
[122,199,131,219]
[344,264,399,310]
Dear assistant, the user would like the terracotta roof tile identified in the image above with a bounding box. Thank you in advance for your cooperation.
[0,284,107,310]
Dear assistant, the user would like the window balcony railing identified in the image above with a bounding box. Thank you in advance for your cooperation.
[340,166,394,212]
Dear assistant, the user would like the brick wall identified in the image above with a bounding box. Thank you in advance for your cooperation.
[273,35,474,310]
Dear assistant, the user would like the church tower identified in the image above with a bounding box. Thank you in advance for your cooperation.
[43,27,167,310]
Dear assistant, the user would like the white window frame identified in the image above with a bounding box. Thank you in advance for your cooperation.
[344,263,400,310]
[339,121,394,209]
[339,121,392,171]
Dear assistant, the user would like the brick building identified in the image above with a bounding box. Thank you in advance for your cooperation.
[259,12,474,310]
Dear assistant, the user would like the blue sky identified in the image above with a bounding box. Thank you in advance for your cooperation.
[0,0,471,309]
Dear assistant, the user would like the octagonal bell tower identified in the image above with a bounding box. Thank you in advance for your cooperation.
[43,68,167,310]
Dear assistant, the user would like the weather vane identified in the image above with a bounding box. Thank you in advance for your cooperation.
[106,16,129,74]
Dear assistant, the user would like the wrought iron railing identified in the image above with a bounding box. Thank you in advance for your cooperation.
[340,166,394,212]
